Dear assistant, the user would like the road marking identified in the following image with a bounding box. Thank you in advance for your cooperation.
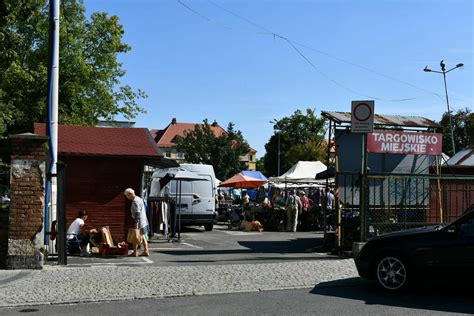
[141,257,153,264]
[148,247,188,251]
[182,242,202,249]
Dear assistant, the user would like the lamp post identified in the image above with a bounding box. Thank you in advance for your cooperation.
[270,119,281,176]
[424,60,464,155]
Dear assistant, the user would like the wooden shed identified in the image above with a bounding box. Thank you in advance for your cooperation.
[35,123,177,241]
[429,148,474,223]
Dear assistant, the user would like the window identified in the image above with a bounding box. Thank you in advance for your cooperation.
[165,151,171,158]
[249,155,253,162]
[178,152,185,159]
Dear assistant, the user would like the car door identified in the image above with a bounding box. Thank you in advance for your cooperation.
[432,212,474,274]
[170,180,193,218]
[191,175,214,216]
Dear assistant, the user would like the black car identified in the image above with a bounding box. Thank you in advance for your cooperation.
[354,208,474,291]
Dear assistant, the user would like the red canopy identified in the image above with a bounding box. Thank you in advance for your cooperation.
[218,173,267,189]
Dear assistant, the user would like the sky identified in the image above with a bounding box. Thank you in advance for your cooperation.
[83,0,473,158]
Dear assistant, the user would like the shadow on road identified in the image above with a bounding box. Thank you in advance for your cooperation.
[311,278,474,314]
[156,237,326,256]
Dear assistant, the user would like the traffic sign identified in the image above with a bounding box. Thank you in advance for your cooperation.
[351,100,374,133]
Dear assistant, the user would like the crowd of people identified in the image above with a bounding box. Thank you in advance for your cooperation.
[217,186,338,233]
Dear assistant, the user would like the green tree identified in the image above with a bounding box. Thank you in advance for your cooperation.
[0,0,146,135]
[255,158,266,175]
[173,120,249,180]
[0,0,146,186]
[439,107,472,156]
[264,109,327,176]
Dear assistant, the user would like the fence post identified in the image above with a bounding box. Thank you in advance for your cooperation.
[57,161,67,265]
[360,134,368,242]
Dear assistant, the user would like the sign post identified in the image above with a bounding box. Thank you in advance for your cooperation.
[351,101,374,242]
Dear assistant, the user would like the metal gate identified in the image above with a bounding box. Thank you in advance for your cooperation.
[337,172,474,249]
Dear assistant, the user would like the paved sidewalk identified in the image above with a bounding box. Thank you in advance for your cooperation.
[0,259,358,307]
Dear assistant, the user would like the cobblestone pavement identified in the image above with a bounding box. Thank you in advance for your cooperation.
[0,259,358,307]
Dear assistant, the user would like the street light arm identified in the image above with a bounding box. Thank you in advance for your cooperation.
[445,64,464,73]
[426,69,443,74]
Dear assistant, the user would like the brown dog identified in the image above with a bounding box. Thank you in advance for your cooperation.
[243,220,264,232]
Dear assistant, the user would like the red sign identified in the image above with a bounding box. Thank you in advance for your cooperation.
[367,130,442,155]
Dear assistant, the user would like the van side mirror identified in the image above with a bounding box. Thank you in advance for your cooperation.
[447,226,456,234]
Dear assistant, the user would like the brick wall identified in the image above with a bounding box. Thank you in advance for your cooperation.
[6,134,48,269]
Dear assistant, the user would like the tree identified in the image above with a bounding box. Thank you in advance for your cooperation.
[173,120,249,180]
[0,1,146,138]
[264,109,327,177]
[439,107,472,156]
[0,0,146,187]
[255,158,266,175]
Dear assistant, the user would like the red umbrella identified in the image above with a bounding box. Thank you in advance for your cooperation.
[218,173,267,189]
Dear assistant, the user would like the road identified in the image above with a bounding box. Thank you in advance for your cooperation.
[2,225,473,314]
[3,279,473,315]
[66,224,331,267]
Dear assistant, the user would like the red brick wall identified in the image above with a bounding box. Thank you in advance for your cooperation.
[9,137,47,239]
[61,156,143,242]
[7,134,48,269]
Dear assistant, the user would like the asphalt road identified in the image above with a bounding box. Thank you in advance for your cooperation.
[3,279,473,315]
[66,224,332,267]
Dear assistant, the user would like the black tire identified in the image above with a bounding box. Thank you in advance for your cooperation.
[374,255,409,291]
[204,223,213,231]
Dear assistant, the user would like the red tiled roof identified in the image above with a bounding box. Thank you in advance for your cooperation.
[156,122,226,148]
[34,123,163,158]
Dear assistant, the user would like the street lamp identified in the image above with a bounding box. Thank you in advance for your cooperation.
[270,119,281,176]
[424,60,464,155]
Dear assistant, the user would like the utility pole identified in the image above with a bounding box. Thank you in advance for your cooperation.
[270,119,281,176]
[424,60,464,155]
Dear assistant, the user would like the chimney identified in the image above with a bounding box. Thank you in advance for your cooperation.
[171,118,177,125]
[211,120,218,127]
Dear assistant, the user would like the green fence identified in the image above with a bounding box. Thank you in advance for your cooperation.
[337,172,474,248]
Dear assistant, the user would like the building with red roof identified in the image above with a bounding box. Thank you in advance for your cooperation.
[152,118,257,170]
[35,123,177,241]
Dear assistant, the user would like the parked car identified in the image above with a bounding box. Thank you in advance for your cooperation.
[354,206,474,291]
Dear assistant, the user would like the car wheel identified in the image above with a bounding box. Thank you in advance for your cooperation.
[204,223,213,231]
[375,256,408,291]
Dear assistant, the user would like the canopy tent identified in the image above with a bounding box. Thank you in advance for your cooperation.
[241,170,268,181]
[219,173,267,189]
[269,161,328,184]
[270,182,325,189]
[315,166,336,180]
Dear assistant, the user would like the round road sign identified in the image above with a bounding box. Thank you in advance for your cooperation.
[353,102,372,122]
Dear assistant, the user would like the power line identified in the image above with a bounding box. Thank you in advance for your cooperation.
[177,0,451,103]
[177,0,211,22]
[207,1,440,103]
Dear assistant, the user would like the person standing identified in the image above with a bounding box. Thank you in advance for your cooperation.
[124,188,150,257]
[325,188,336,231]
[286,190,302,232]
[299,191,312,212]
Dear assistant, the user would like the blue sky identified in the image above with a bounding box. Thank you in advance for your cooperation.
[84,0,472,158]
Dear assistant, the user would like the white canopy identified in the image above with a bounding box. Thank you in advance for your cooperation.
[269,161,328,184]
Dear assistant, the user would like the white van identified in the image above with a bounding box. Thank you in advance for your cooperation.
[150,164,216,231]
